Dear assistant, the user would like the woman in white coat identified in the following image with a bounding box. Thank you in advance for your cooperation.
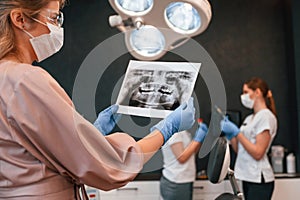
[221,77,277,200]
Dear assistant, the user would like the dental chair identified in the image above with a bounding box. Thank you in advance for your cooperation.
[207,137,243,200]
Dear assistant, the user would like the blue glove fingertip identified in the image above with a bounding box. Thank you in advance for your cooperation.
[200,123,208,132]
[179,101,187,110]
[111,104,119,113]
[102,105,112,114]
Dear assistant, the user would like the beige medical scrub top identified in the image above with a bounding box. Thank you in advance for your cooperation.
[0,61,144,199]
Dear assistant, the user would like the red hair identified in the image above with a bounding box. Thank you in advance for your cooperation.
[245,77,277,116]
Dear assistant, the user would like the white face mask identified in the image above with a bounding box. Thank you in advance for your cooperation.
[240,93,254,109]
[23,21,64,62]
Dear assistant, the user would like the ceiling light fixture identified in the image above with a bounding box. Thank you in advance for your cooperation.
[108,0,212,60]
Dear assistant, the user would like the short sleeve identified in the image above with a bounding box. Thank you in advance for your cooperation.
[254,111,276,136]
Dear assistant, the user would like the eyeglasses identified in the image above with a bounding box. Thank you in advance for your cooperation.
[39,9,64,27]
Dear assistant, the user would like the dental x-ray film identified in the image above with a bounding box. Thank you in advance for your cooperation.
[116,60,201,118]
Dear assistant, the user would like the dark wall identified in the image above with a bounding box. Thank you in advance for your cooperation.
[39,0,298,173]
[291,0,300,172]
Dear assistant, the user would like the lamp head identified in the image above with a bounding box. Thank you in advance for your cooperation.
[108,0,212,60]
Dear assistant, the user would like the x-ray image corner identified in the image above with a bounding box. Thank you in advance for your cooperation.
[0,1,196,199]
[160,119,208,200]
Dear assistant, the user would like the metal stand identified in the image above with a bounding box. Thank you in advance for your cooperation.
[227,169,243,199]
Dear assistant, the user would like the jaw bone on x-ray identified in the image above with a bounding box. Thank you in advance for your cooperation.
[116,60,201,118]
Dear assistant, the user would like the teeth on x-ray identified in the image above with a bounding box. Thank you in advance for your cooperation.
[116,60,200,118]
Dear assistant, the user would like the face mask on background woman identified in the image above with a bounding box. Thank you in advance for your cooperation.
[240,93,254,109]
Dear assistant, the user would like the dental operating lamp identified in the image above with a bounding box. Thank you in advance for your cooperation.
[108,0,212,60]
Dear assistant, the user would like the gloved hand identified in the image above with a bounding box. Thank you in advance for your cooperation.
[150,97,195,143]
[94,104,121,136]
[193,122,208,143]
[220,117,240,140]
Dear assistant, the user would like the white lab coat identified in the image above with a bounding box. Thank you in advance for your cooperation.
[235,109,277,183]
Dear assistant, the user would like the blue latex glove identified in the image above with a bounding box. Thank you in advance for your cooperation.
[193,123,208,143]
[220,117,240,140]
[150,98,195,143]
[94,104,121,136]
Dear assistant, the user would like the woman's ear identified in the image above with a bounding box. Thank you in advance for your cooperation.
[255,88,262,97]
[10,9,26,30]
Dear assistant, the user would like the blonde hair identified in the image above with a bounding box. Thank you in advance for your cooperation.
[0,0,66,59]
[245,77,277,116]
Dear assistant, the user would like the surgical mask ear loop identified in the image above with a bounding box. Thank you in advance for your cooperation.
[22,16,49,38]
[31,17,47,27]
[22,27,34,38]
[19,15,33,38]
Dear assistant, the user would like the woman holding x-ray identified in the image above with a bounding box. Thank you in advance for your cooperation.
[0,0,197,199]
